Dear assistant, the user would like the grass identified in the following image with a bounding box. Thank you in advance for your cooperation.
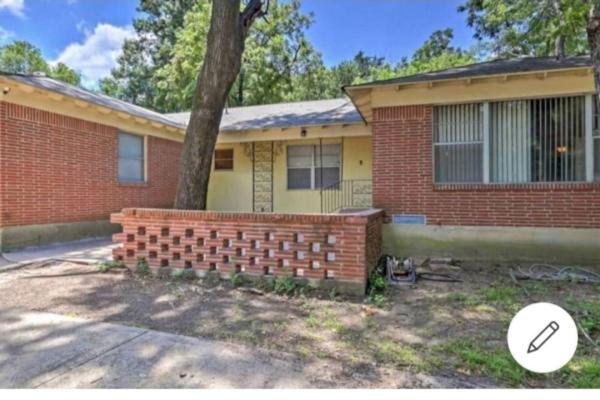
[372,339,422,369]
[97,260,124,273]
[439,339,527,386]
[566,358,600,388]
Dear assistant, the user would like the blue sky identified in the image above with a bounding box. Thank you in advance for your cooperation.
[0,0,476,86]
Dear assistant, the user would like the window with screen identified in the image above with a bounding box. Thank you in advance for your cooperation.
[433,103,484,183]
[491,97,586,183]
[214,149,234,171]
[287,144,341,190]
[594,98,600,181]
[118,133,145,183]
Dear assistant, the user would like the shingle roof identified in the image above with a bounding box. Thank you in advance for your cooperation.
[167,98,364,132]
[345,56,592,89]
[0,72,186,129]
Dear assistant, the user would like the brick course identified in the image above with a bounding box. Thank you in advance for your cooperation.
[111,208,384,290]
[372,105,600,228]
[0,102,182,228]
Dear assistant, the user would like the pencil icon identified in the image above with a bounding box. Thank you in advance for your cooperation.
[528,321,560,354]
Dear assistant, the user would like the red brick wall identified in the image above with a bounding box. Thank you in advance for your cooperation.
[111,208,383,288]
[0,102,182,228]
[372,105,600,228]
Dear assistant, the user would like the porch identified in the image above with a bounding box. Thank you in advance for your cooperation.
[207,136,373,214]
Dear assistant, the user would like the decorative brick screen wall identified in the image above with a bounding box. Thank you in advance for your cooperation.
[111,208,384,294]
[0,102,182,228]
[372,105,600,228]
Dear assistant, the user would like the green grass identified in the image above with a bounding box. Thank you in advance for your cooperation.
[305,313,320,329]
[566,358,600,388]
[97,260,124,273]
[372,339,422,368]
[439,340,527,386]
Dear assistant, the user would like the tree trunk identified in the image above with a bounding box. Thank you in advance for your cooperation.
[555,34,566,60]
[587,3,600,108]
[553,0,566,60]
[174,0,265,210]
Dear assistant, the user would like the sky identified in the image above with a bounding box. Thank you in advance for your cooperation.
[0,0,476,87]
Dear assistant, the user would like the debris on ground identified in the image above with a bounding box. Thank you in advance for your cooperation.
[511,264,600,284]
[380,255,463,285]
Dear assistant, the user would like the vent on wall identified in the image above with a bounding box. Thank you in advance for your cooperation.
[392,215,427,225]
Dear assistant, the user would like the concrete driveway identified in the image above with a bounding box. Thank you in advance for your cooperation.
[1,238,116,270]
[0,308,307,388]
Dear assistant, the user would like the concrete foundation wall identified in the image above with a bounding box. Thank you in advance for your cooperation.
[383,224,600,265]
[0,220,120,252]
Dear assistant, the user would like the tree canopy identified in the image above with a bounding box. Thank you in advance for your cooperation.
[155,0,323,111]
[458,0,590,58]
[101,1,476,112]
[0,41,81,85]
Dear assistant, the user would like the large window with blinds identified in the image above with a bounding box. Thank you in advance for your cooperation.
[594,99,600,181]
[434,96,595,184]
[433,103,484,183]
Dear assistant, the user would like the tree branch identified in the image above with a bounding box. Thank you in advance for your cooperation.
[241,0,267,37]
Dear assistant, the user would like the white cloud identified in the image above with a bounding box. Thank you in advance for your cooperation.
[0,0,25,18]
[0,25,13,44]
[54,23,135,87]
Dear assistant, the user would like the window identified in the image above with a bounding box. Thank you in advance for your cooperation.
[594,98,600,181]
[215,149,234,171]
[491,97,585,183]
[118,133,145,183]
[434,96,594,185]
[433,103,483,183]
[287,144,341,190]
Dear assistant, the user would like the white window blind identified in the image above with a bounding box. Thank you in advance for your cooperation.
[491,96,586,183]
[433,103,484,183]
[287,144,341,190]
[118,133,145,183]
[594,98,600,181]
[434,96,591,185]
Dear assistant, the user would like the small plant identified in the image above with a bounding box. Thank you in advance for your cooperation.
[229,271,243,287]
[136,257,150,276]
[98,260,124,273]
[367,261,388,307]
[328,287,339,301]
[273,276,298,295]
[171,268,196,281]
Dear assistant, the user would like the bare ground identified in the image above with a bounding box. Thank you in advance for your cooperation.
[0,260,598,388]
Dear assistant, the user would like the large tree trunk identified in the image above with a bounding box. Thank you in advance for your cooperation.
[174,0,265,210]
[587,2,600,106]
[553,0,566,60]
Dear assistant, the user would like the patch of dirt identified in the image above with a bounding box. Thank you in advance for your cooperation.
[0,260,598,388]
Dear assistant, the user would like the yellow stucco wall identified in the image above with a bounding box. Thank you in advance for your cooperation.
[274,136,372,213]
[206,136,372,213]
[207,143,254,212]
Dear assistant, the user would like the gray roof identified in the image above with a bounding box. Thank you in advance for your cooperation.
[345,56,592,89]
[1,72,185,129]
[168,98,363,132]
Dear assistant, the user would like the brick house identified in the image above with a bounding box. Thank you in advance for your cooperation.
[0,73,185,250]
[2,56,600,264]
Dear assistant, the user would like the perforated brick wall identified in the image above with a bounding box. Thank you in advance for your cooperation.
[372,105,600,228]
[111,208,384,292]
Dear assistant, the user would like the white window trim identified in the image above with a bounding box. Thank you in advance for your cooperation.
[434,96,597,185]
[118,132,147,184]
[585,95,595,182]
[287,144,341,191]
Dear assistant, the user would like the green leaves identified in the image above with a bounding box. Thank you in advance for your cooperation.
[0,41,81,86]
[458,0,590,58]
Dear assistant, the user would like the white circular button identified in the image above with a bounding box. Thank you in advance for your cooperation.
[507,302,578,373]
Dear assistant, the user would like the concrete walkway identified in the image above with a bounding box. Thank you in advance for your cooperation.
[0,238,117,271]
[0,308,307,388]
